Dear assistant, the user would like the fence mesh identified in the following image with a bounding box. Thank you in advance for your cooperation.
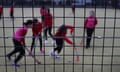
[0,0,120,72]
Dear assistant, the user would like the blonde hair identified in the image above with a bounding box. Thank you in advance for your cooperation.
[89,10,96,17]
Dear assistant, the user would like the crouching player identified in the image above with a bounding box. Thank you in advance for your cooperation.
[49,24,74,59]
[6,20,33,67]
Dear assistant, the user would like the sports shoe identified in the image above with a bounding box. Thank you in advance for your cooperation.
[40,49,45,53]
[12,62,20,67]
[44,40,48,44]
[49,50,54,57]
[6,55,11,61]
[55,54,60,59]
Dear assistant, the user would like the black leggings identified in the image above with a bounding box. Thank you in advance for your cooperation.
[54,39,64,54]
[0,13,2,19]
[41,15,44,22]
[10,12,14,18]
[7,39,25,63]
[44,27,53,40]
[86,28,94,47]
[31,34,42,51]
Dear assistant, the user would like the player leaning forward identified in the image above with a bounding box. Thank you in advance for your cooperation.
[29,18,44,55]
[84,10,98,48]
[49,24,74,59]
[6,20,33,67]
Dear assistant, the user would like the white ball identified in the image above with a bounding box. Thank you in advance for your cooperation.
[97,36,102,39]
[5,36,9,39]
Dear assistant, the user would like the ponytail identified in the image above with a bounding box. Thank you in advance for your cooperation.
[24,20,33,26]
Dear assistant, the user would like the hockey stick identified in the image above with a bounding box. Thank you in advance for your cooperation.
[80,39,84,46]
[74,46,80,62]
[25,47,41,64]
[24,35,41,64]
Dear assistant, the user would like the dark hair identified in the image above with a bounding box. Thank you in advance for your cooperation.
[59,24,67,32]
[33,18,38,23]
[24,20,33,26]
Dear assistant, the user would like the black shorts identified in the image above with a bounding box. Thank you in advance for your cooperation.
[13,39,23,49]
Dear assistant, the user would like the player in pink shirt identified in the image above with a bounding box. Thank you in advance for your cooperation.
[6,20,33,67]
[84,10,98,48]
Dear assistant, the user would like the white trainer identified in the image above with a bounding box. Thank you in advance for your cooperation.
[56,54,60,59]
[49,50,54,57]
[44,40,48,44]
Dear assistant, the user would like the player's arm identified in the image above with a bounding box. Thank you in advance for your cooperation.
[21,29,27,47]
[32,28,37,37]
[38,23,42,33]
[64,37,74,45]
[66,25,74,35]
[95,17,98,26]
[21,38,26,47]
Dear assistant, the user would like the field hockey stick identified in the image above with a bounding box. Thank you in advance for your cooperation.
[30,35,40,55]
[72,36,80,62]
[33,35,39,48]
[80,39,84,46]
[24,47,41,64]
[73,45,80,62]
[71,32,80,62]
